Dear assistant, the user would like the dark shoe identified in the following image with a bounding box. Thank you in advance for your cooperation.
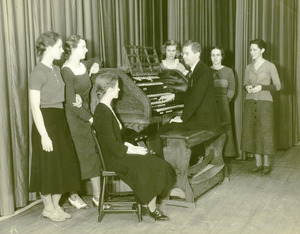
[262,166,271,175]
[132,205,155,222]
[147,208,169,221]
[249,165,263,174]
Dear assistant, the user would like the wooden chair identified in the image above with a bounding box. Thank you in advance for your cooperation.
[90,126,142,222]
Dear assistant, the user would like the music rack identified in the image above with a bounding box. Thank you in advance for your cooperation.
[122,45,162,76]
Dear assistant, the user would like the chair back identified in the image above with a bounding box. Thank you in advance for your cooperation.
[91,126,107,172]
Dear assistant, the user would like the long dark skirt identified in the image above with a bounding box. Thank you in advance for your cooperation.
[111,154,176,204]
[30,108,81,195]
[241,100,275,155]
[66,113,100,180]
[215,93,236,157]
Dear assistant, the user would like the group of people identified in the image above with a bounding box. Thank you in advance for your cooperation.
[160,39,281,175]
[29,31,281,223]
[29,31,175,222]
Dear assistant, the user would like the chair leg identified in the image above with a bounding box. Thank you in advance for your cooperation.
[137,203,142,222]
[98,176,106,222]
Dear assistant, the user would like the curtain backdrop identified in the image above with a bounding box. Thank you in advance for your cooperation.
[234,0,300,157]
[167,0,239,154]
[0,0,165,216]
[0,0,30,217]
[167,0,236,66]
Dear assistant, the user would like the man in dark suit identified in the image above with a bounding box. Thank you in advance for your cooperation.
[161,40,221,131]
[150,40,220,162]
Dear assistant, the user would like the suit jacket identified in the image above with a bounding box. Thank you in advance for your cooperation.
[180,60,221,131]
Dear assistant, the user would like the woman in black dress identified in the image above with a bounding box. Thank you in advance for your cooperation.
[92,72,176,221]
[29,31,81,222]
[61,35,102,209]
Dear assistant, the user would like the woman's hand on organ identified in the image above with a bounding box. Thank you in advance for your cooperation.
[41,135,53,152]
[251,85,262,93]
[158,93,175,102]
[125,142,148,155]
[89,63,100,77]
[73,94,83,108]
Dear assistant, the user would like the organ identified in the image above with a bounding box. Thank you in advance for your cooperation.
[95,45,226,207]
[97,45,187,131]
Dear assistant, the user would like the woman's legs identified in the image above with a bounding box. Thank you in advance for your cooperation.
[249,154,263,173]
[250,154,271,174]
[51,194,62,209]
[147,196,157,212]
[40,193,55,212]
[263,154,271,174]
[254,154,263,167]
[263,154,270,167]
[90,176,101,201]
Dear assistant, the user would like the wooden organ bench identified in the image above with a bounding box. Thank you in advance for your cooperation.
[160,123,229,208]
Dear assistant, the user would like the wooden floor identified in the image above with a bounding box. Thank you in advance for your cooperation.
[1,146,300,234]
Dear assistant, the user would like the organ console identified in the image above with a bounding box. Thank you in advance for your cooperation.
[96,45,188,131]
[95,45,226,207]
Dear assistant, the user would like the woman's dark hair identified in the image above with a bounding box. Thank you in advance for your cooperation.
[211,46,225,59]
[90,72,119,114]
[249,39,266,50]
[36,31,61,57]
[161,40,181,58]
[64,35,85,58]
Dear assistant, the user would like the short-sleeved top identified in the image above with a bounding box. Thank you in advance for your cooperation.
[244,60,281,102]
[29,63,65,108]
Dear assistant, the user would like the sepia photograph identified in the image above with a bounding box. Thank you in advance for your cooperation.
[0,0,299,233]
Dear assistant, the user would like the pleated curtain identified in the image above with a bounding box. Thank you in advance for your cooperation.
[0,0,164,216]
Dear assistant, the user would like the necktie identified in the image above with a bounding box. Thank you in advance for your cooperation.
[187,70,193,88]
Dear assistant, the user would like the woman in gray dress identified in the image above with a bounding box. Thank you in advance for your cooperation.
[210,46,236,157]
[241,39,281,175]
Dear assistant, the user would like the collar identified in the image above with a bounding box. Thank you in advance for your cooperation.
[190,59,200,72]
